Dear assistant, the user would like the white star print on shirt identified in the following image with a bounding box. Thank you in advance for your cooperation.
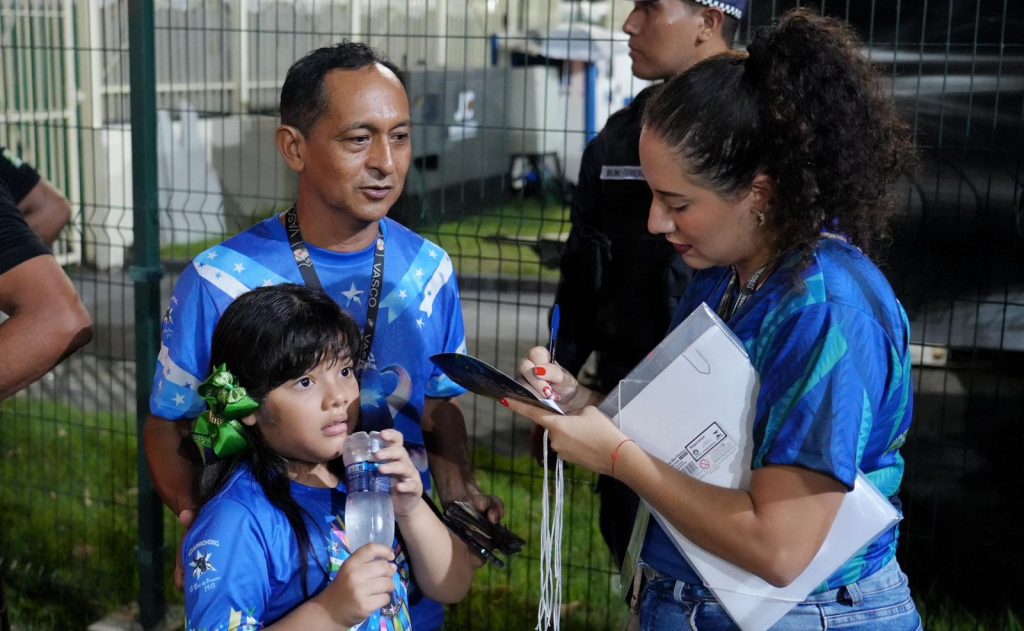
[341,282,364,306]
[173,394,185,406]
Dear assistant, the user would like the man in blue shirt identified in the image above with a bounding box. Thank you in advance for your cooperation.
[144,42,501,630]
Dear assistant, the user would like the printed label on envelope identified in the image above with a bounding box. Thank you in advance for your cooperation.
[669,422,739,480]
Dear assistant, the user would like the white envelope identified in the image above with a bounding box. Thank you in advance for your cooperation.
[603,304,901,631]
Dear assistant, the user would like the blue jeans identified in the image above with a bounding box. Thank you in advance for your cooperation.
[639,558,921,630]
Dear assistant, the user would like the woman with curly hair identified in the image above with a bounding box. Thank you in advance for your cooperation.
[506,8,921,629]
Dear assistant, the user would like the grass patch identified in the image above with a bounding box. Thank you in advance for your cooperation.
[446,450,629,630]
[0,398,182,628]
[916,585,1024,631]
[0,398,139,627]
[5,397,1019,629]
[418,197,570,282]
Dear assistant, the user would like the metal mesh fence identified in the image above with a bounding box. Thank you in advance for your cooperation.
[1,0,1022,628]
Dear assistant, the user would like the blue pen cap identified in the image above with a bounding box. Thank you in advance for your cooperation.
[548,304,561,358]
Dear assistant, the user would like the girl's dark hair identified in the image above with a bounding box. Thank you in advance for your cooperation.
[642,8,915,260]
[197,284,361,596]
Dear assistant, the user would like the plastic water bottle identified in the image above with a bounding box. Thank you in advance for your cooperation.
[343,431,395,552]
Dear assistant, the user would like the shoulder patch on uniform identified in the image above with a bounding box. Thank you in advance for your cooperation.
[600,165,645,181]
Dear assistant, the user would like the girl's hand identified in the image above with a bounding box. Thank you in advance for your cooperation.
[517,346,596,415]
[503,399,629,476]
[319,543,396,627]
[375,429,424,517]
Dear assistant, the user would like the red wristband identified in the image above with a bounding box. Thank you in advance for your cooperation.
[611,438,635,477]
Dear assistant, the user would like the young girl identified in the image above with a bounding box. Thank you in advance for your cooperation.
[183,284,475,629]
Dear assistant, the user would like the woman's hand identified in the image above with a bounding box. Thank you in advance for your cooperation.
[504,398,628,476]
[317,543,397,627]
[517,346,599,415]
[375,428,424,517]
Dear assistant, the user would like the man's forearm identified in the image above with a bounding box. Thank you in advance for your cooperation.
[0,312,89,399]
[421,398,475,502]
[0,256,92,399]
[143,415,201,515]
[422,396,505,523]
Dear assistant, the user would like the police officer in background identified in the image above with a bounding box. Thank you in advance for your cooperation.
[550,0,746,566]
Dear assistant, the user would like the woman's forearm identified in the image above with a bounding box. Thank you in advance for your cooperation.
[613,442,845,587]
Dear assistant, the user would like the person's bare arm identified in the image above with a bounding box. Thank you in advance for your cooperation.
[143,414,201,517]
[616,444,845,586]
[0,254,91,399]
[422,396,505,523]
[144,413,202,590]
[18,179,72,247]
[508,399,845,587]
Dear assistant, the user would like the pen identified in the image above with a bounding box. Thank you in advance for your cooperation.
[548,304,560,363]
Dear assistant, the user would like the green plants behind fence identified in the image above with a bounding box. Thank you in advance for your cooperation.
[2,401,1023,630]
[0,398,137,627]
[448,450,628,631]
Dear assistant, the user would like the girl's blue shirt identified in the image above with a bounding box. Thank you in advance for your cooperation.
[184,463,412,630]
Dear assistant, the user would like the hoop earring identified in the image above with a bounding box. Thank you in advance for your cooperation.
[756,209,767,227]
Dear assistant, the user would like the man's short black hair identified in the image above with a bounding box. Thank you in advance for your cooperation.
[279,41,406,136]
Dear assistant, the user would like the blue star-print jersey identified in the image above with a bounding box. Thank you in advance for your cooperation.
[184,463,413,630]
[150,215,469,450]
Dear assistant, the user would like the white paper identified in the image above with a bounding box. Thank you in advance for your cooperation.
[605,304,901,631]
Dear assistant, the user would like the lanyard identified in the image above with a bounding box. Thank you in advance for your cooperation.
[717,261,774,323]
[284,205,384,373]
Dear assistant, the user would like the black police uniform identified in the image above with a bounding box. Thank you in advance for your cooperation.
[553,86,690,566]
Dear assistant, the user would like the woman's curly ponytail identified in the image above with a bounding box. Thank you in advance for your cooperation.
[643,8,915,259]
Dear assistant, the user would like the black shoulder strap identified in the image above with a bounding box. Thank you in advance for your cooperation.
[284,205,385,373]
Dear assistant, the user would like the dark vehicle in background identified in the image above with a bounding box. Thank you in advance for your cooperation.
[748,0,1024,610]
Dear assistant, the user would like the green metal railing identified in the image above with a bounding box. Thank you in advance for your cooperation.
[1,0,1022,628]
[127,1,165,628]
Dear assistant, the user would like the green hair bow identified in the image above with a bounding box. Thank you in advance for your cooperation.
[191,364,259,463]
